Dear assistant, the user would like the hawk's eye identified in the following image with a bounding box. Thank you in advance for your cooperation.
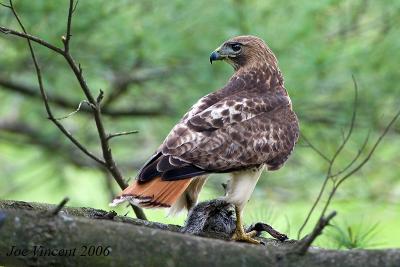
[231,43,241,52]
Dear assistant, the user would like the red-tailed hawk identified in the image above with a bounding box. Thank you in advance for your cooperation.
[111,35,299,244]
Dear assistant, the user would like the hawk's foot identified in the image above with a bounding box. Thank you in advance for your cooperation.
[232,226,260,244]
[232,205,261,244]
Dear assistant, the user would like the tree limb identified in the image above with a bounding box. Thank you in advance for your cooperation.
[1,200,400,267]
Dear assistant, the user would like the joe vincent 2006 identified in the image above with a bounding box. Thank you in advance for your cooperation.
[6,245,77,257]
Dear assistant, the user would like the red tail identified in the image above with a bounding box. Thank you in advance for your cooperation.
[112,177,192,208]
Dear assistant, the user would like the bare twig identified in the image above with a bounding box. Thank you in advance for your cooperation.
[0,2,11,8]
[1,0,147,220]
[49,197,70,216]
[58,1,131,192]
[297,77,359,239]
[326,76,359,178]
[297,175,330,240]
[60,0,146,220]
[0,26,64,54]
[297,76,400,244]
[0,118,98,168]
[0,77,166,117]
[54,100,92,120]
[62,0,74,53]
[295,211,337,255]
[105,67,171,106]
[330,131,370,179]
[96,89,104,104]
[107,130,139,141]
[72,0,79,13]
[319,107,400,220]
[1,1,105,166]
[300,133,330,163]
[0,119,144,171]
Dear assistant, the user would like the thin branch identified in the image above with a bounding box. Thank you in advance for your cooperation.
[0,119,103,169]
[0,26,64,54]
[297,77,359,239]
[72,0,79,13]
[330,131,370,179]
[104,67,171,106]
[0,122,143,170]
[129,204,147,221]
[59,0,147,220]
[297,172,331,239]
[61,44,128,192]
[0,77,166,117]
[295,211,337,255]
[3,0,105,166]
[1,1,147,220]
[54,100,92,120]
[0,3,11,8]
[300,133,330,163]
[96,89,104,104]
[298,101,400,246]
[106,130,139,141]
[49,197,70,216]
[317,108,400,228]
[62,0,74,52]
[335,109,400,189]
[326,75,359,178]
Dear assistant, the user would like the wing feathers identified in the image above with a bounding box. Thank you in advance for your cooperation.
[160,90,297,172]
[138,154,207,183]
[163,166,207,180]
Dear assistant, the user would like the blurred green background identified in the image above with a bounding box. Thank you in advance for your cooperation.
[0,0,399,249]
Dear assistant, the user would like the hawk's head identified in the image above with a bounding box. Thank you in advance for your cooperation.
[210,35,278,71]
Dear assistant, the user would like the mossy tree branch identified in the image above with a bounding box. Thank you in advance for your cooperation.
[1,200,400,267]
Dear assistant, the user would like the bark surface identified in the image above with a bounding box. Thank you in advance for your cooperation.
[0,200,399,267]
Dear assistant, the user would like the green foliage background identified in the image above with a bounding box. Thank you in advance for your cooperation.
[0,0,399,248]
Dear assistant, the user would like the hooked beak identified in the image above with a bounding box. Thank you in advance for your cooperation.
[210,48,224,64]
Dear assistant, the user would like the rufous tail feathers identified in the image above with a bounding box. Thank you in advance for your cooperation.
[110,177,192,208]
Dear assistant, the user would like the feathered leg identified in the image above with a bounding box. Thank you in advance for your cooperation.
[223,167,264,244]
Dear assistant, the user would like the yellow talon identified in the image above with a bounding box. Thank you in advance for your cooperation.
[231,206,260,244]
